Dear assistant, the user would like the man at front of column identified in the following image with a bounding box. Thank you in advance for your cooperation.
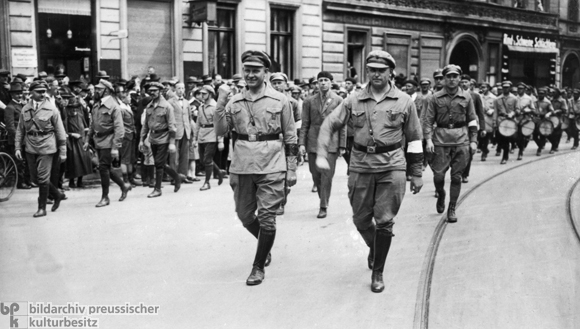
[299,71,345,218]
[214,50,297,286]
[316,51,424,293]
[423,65,478,222]
[84,79,130,207]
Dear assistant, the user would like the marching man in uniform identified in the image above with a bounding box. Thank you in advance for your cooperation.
[423,65,479,223]
[214,50,298,286]
[316,50,424,293]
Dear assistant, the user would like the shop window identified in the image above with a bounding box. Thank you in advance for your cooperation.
[569,0,579,21]
[270,7,294,75]
[384,33,411,80]
[208,5,236,78]
[347,30,369,82]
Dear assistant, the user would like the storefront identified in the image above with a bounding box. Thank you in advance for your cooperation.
[501,33,558,87]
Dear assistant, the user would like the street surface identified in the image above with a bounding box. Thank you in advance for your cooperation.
[1,140,579,328]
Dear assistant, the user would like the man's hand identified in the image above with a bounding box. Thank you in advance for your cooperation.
[316,155,330,172]
[507,112,515,119]
[168,144,176,154]
[299,145,306,155]
[111,149,119,160]
[216,84,231,108]
[486,109,494,116]
[138,142,146,153]
[470,142,478,155]
[339,147,346,156]
[83,142,89,151]
[410,176,423,194]
[15,150,22,161]
[480,130,487,138]
[545,113,551,119]
[70,133,81,139]
[59,154,67,163]
[218,142,224,151]
[425,139,434,153]
[286,170,297,187]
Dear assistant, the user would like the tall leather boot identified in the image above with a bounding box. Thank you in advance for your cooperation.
[371,229,392,293]
[164,164,183,192]
[48,183,63,212]
[447,202,458,223]
[244,218,271,266]
[96,170,111,207]
[129,169,139,187]
[357,225,376,270]
[148,169,163,198]
[141,165,149,187]
[111,170,131,201]
[147,166,156,188]
[33,184,49,217]
[246,229,276,286]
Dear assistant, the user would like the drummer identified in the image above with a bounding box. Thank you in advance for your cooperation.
[479,82,496,161]
[548,88,568,154]
[568,88,580,150]
[533,88,555,156]
[515,82,536,160]
[493,80,518,164]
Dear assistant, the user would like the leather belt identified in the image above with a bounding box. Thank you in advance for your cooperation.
[94,130,113,137]
[353,142,402,154]
[200,124,214,128]
[151,128,169,134]
[237,133,280,142]
[27,130,53,136]
[437,121,466,129]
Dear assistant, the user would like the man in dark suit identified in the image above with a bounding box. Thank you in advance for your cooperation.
[299,71,346,218]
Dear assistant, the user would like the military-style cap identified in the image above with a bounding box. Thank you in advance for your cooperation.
[232,73,243,82]
[201,74,212,83]
[95,70,110,80]
[116,79,128,87]
[442,64,462,76]
[366,50,396,69]
[241,50,271,68]
[404,79,418,87]
[0,69,10,76]
[186,76,198,83]
[60,88,74,98]
[95,79,114,92]
[480,81,491,88]
[433,69,444,78]
[9,82,23,93]
[236,80,247,88]
[460,74,471,81]
[270,72,288,82]
[501,80,513,88]
[537,87,548,93]
[29,81,48,91]
[290,86,302,93]
[317,71,334,81]
[420,78,431,85]
[162,78,177,86]
[11,77,24,84]
[309,77,317,84]
[38,71,48,79]
[199,85,215,95]
[146,81,164,90]
[517,82,527,88]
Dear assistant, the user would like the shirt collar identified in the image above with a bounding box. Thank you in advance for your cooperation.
[356,81,399,102]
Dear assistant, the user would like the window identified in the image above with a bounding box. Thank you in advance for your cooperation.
[270,8,294,74]
[208,5,236,78]
[569,0,579,21]
[347,30,368,82]
[513,0,526,8]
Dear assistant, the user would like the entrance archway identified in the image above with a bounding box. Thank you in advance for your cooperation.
[562,53,580,88]
[449,40,480,81]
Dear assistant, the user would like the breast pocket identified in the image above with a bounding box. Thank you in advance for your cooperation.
[351,111,366,128]
[451,100,468,122]
[37,113,54,131]
[266,107,282,132]
[384,110,404,128]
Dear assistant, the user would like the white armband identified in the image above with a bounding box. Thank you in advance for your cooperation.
[407,140,423,153]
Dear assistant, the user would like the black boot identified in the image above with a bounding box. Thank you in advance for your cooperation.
[48,183,63,212]
[129,170,138,187]
[371,230,392,293]
[77,176,84,188]
[148,166,156,188]
[33,184,49,217]
[357,225,376,270]
[165,165,183,192]
[148,169,164,198]
[246,229,276,286]
[436,189,446,214]
[244,219,272,266]
[447,202,458,223]
[111,170,131,202]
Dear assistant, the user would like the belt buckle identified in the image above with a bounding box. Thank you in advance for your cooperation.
[448,123,455,129]
[248,134,257,142]
[367,145,376,154]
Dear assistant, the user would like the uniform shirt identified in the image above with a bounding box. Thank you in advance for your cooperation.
[195,98,223,144]
[535,98,554,116]
[551,96,568,115]
[141,95,176,145]
[119,101,135,138]
[88,96,124,150]
[4,99,23,145]
[14,99,67,156]
[516,94,536,112]
[215,83,297,175]
[317,82,422,174]
[493,93,518,125]
[423,88,478,147]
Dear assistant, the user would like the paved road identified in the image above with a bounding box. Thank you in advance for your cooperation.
[1,140,579,328]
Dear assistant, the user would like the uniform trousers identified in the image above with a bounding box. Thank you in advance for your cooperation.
[151,143,180,189]
[347,170,406,236]
[430,145,469,204]
[230,172,285,232]
[199,142,220,182]
[478,132,491,155]
[566,124,579,147]
[547,128,563,151]
[25,152,54,185]
[533,131,548,150]
[308,152,338,208]
[97,148,125,197]
[497,134,526,160]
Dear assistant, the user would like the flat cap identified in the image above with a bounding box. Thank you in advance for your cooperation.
[501,80,513,87]
[95,79,114,92]
[200,85,215,95]
[404,79,418,87]
[366,50,396,69]
[433,69,444,78]
[420,78,431,85]
[38,71,48,78]
[232,73,243,82]
[270,72,288,82]
[29,81,48,91]
[146,81,164,90]
[241,50,271,68]
[442,64,462,76]
[9,82,23,92]
[317,71,334,81]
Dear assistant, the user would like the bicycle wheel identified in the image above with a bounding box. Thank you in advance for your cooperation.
[0,152,18,202]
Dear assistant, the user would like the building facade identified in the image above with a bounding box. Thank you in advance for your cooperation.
[1,0,580,88]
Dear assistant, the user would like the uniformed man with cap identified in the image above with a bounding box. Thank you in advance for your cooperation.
[548,88,569,153]
[300,71,345,218]
[15,81,67,217]
[493,80,518,164]
[317,50,424,293]
[423,64,478,222]
[513,82,536,160]
[533,87,554,155]
[5,81,32,189]
[479,81,497,160]
[139,81,184,197]
[195,85,224,190]
[214,50,298,286]
[432,69,444,92]
[84,79,131,206]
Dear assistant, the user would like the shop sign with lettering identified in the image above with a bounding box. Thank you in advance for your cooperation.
[503,34,557,50]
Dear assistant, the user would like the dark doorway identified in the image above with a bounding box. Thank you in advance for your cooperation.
[449,40,480,80]
[347,30,367,82]
[562,54,580,88]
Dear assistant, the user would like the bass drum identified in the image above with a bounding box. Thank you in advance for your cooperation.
[549,116,560,129]
[560,116,570,130]
[498,119,517,137]
[539,120,554,136]
[484,114,495,133]
[519,119,535,137]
